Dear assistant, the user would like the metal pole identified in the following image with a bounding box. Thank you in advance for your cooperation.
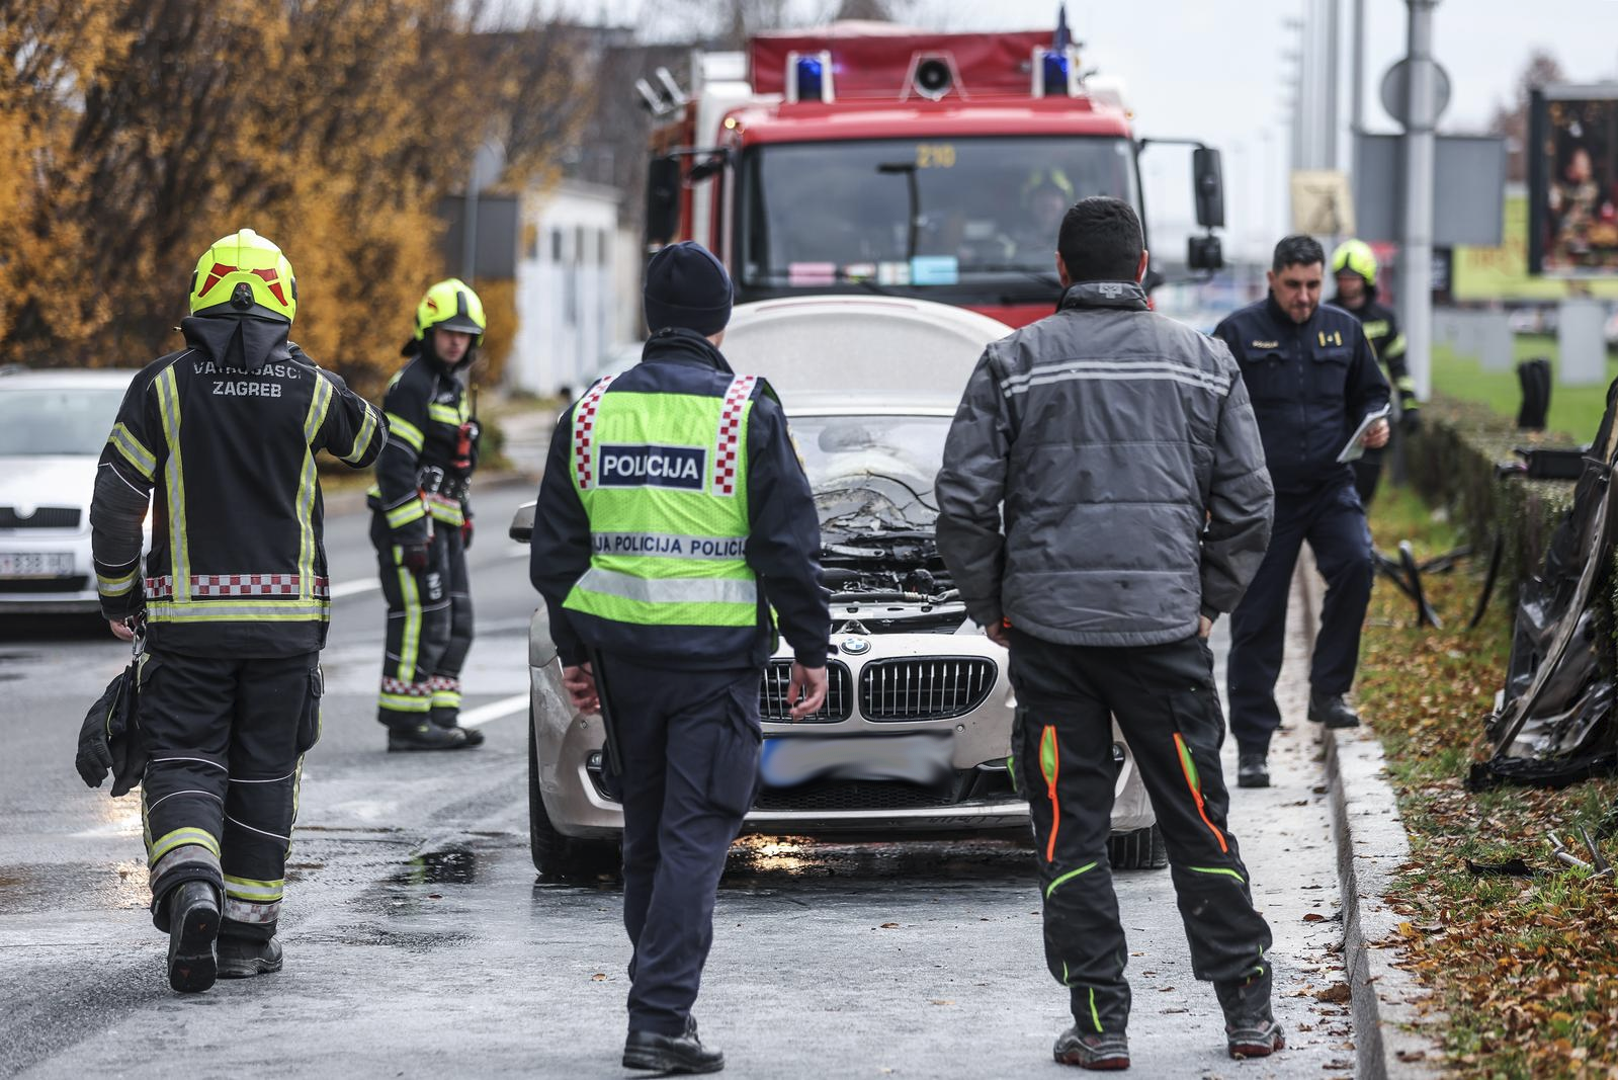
[1350,0,1365,187]
[1401,0,1439,402]
[461,160,480,282]
[1324,0,1340,170]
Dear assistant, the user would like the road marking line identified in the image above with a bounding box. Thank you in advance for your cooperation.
[459,692,529,729]
[330,579,382,599]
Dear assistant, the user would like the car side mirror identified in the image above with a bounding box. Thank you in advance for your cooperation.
[1192,147,1225,230]
[645,156,682,248]
[510,500,536,543]
[1187,234,1224,272]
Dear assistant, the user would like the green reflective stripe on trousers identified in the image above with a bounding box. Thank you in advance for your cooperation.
[387,499,426,528]
[396,559,421,681]
[1176,738,1200,792]
[109,423,156,479]
[379,692,432,713]
[343,403,381,463]
[431,689,462,709]
[223,874,285,902]
[148,826,220,864]
[297,375,333,600]
[1005,753,1016,793]
[1089,987,1103,1034]
[154,367,190,601]
[1039,726,1058,785]
[386,413,424,453]
[1189,865,1246,885]
[1045,861,1099,900]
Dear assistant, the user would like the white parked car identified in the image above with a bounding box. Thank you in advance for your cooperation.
[0,369,140,614]
[512,297,1160,877]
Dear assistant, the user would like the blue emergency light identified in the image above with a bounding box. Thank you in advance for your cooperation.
[797,56,824,99]
[787,49,834,103]
[1041,52,1069,97]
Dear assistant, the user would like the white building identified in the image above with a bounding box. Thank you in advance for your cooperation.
[510,180,641,396]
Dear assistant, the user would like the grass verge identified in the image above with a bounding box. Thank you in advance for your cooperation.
[1432,333,1616,441]
[1355,484,1618,1078]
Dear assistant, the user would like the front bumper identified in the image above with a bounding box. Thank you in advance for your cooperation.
[0,530,98,613]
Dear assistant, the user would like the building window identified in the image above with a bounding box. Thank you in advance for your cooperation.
[551,228,563,263]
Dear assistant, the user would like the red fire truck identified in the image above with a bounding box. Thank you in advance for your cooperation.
[640,19,1226,329]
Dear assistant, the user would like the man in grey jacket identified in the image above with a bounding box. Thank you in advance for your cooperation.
[936,197,1280,1070]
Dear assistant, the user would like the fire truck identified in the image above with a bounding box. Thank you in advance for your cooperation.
[638,19,1227,329]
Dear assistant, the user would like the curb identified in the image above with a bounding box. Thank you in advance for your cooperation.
[1296,560,1445,1079]
[320,470,538,519]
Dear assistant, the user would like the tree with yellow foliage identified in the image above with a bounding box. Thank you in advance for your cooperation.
[0,0,587,395]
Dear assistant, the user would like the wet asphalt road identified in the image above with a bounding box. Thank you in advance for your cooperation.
[1,482,1358,1079]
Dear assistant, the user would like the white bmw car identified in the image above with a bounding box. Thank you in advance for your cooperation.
[0,369,139,614]
[512,298,1160,877]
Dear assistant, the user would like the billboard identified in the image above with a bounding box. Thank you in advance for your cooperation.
[1529,85,1618,277]
[1453,189,1618,301]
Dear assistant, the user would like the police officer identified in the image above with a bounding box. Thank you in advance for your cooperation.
[937,197,1281,1069]
[530,241,829,1075]
[1330,239,1419,505]
[88,228,385,992]
[1214,236,1391,789]
[368,280,486,750]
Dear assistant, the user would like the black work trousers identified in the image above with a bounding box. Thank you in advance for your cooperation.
[138,649,322,941]
[1227,481,1374,755]
[605,657,761,1036]
[371,515,474,728]
[1008,629,1273,1036]
[1351,448,1384,506]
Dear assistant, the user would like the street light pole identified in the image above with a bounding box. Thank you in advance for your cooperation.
[1324,0,1340,170]
[1401,0,1439,402]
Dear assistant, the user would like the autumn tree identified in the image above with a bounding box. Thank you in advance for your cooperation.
[1488,50,1567,183]
[0,1,589,395]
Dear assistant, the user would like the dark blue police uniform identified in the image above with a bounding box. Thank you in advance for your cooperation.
[1212,295,1390,757]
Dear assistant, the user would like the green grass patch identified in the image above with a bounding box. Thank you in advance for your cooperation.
[1432,333,1616,443]
[1355,484,1618,1077]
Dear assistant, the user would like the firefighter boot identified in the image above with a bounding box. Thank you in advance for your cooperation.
[1217,970,1285,1059]
[1053,1027,1131,1070]
[217,935,284,978]
[387,720,471,751]
[430,705,484,747]
[166,881,221,993]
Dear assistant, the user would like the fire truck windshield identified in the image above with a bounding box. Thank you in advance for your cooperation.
[738,135,1140,301]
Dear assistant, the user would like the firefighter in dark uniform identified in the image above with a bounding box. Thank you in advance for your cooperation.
[368,279,485,750]
[1330,240,1419,505]
[1214,236,1391,789]
[531,242,830,1075]
[88,228,385,992]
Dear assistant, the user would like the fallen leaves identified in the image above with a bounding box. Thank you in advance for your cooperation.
[1315,984,1353,1004]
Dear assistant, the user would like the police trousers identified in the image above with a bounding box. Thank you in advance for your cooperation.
[371,514,474,728]
[1227,482,1374,755]
[138,649,322,941]
[604,657,761,1036]
[1008,629,1273,1035]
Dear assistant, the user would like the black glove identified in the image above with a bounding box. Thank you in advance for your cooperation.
[77,661,146,795]
[400,542,430,574]
[1401,404,1421,433]
[460,519,474,551]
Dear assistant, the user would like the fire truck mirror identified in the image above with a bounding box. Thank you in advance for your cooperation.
[646,156,682,248]
[1187,234,1224,273]
[1192,147,1226,230]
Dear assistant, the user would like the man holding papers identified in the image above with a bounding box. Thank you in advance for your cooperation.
[1213,235,1391,789]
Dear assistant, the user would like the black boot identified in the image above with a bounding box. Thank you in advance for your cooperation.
[1236,752,1270,789]
[623,1017,724,1074]
[1308,692,1361,729]
[217,935,283,978]
[1217,969,1284,1059]
[387,721,471,751]
[430,705,484,747]
[166,881,220,993]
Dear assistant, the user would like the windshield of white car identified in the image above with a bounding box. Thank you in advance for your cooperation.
[0,388,127,456]
[739,136,1139,291]
[792,414,949,533]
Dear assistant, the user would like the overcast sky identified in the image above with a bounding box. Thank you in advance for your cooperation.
[576,0,1618,260]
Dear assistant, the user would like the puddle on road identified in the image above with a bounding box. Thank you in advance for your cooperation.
[391,846,480,887]
[722,835,1036,890]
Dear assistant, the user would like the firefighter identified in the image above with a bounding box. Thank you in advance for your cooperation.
[88,228,385,992]
[1330,239,1419,505]
[936,197,1281,1068]
[530,241,830,1075]
[1214,236,1391,789]
[368,279,486,750]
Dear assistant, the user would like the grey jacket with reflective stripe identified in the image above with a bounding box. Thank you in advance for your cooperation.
[935,281,1274,648]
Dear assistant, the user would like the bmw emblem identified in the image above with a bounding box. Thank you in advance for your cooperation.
[840,637,871,656]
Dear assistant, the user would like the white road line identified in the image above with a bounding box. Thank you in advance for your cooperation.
[459,692,529,729]
[330,579,382,599]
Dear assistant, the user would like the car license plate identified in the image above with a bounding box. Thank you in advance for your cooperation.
[0,552,73,578]
[760,733,953,789]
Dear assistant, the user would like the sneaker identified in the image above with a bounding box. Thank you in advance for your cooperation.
[165,881,220,993]
[1236,752,1270,789]
[217,936,283,978]
[1226,1017,1286,1059]
[1308,692,1361,729]
[623,1018,724,1074]
[1053,1027,1130,1070]
[387,722,472,751]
